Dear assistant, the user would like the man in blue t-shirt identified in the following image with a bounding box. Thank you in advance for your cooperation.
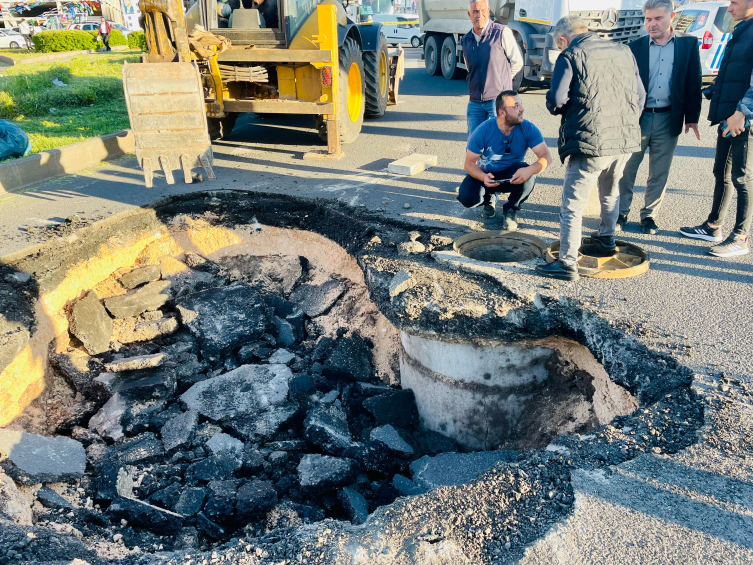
[458,90,552,229]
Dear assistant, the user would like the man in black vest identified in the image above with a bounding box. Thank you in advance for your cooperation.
[537,16,645,281]
[680,0,753,258]
[618,0,702,236]
[462,0,523,139]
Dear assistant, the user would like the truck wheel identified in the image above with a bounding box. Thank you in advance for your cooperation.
[363,32,389,118]
[516,38,534,93]
[207,113,238,140]
[441,36,463,80]
[315,36,364,144]
[425,35,441,76]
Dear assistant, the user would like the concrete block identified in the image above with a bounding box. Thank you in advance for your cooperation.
[388,154,437,176]
[0,130,135,195]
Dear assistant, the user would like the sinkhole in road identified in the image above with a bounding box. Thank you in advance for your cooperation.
[0,192,699,561]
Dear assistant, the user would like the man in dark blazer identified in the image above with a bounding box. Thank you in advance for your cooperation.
[617,0,702,235]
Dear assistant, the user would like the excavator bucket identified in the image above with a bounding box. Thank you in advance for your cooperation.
[122,61,215,188]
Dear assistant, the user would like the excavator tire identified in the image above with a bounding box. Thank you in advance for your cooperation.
[315,37,364,144]
[363,32,389,118]
[207,113,238,140]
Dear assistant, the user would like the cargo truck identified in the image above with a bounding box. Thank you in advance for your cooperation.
[420,0,646,83]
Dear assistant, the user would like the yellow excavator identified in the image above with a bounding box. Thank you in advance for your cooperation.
[123,0,404,187]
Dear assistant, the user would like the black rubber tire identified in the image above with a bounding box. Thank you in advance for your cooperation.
[441,35,463,80]
[516,39,534,93]
[207,113,238,140]
[411,36,420,48]
[424,35,441,76]
[363,32,390,118]
[315,37,364,144]
[9,41,19,49]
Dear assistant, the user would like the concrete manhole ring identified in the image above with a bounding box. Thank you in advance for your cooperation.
[546,237,650,279]
[453,231,547,263]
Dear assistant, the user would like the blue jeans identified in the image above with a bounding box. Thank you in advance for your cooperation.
[467,100,496,140]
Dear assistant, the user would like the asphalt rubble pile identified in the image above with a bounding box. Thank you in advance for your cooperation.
[0,250,469,559]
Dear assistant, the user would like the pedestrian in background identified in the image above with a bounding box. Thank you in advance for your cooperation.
[18,19,32,49]
[618,0,702,235]
[680,0,753,257]
[462,0,523,139]
[537,15,645,281]
[458,90,552,228]
[98,16,111,52]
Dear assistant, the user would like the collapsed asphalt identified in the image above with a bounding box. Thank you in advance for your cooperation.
[0,50,752,563]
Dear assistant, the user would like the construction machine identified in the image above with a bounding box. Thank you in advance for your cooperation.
[122,0,404,186]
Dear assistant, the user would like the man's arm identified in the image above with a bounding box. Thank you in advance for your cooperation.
[725,70,753,137]
[501,27,524,90]
[545,56,572,115]
[510,141,553,184]
[464,150,499,187]
[684,37,703,139]
[631,52,646,111]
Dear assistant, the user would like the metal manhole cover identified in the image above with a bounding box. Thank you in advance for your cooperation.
[546,236,650,279]
[454,231,547,264]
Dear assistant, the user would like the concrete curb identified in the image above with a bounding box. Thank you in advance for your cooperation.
[0,49,94,66]
[0,130,135,195]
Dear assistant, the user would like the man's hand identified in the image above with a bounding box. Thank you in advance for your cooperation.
[723,111,747,138]
[483,172,500,188]
[685,123,700,140]
[510,166,533,184]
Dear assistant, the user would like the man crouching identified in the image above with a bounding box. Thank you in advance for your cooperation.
[458,91,552,230]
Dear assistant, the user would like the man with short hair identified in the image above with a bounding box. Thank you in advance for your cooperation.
[462,0,523,139]
[537,15,644,281]
[458,90,552,229]
[618,0,702,235]
[98,17,111,52]
[680,0,753,257]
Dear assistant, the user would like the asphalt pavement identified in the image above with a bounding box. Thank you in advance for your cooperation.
[0,48,751,564]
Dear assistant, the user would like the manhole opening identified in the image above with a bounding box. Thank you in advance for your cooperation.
[454,231,547,264]
[0,211,690,558]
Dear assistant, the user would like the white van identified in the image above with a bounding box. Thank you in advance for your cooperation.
[671,1,738,77]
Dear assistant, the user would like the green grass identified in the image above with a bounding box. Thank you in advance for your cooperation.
[0,52,140,156]
[0,49,44,61]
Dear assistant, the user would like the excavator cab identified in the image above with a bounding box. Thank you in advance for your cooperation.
[123,0,403,187]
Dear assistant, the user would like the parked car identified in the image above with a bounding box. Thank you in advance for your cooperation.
[0,29,27,49]
[671,1,737,77]
[370,14,422,47]
[68,21,131,37]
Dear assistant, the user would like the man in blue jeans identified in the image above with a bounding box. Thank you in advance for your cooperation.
[458,91,552,229]
[463,0,523,139]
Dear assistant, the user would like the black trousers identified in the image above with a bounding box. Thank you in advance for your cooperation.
[708,127,752,236]
[457,161,536,213]
[102,33,111,51]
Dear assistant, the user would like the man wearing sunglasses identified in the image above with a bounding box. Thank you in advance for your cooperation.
[458,91,552,229]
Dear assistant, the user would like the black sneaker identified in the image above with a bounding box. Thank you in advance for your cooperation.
[481,204,496,219]
[640,217,658,235]
[708,233,749,257]
[502,208,518,231]
[589,232,616,253]
[616,214,628,232]
[535,260,580,281]
[679,222,722,242]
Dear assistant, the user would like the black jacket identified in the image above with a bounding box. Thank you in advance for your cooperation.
[546,33,643,162]
[708,18,753,125]
[629,33,702,137]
